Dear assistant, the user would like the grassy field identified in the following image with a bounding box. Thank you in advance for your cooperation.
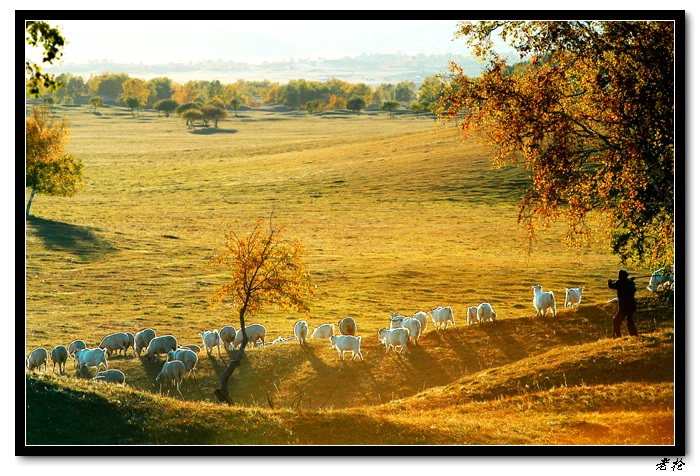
[23,104,676,446]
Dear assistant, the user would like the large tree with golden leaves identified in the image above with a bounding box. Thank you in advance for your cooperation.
[210,216,314,404]
[438,20,676,271]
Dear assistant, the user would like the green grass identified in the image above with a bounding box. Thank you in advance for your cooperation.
[24,104,675,445]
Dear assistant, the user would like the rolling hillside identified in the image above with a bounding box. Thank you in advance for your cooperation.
[23,105,677,446]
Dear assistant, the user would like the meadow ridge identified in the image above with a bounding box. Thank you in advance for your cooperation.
[24,104,676,446]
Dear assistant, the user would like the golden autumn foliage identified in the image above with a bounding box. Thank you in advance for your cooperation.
[438,20,675,270]
[209,217,314,404]
[210,217,314,318]
[25,105,84,216]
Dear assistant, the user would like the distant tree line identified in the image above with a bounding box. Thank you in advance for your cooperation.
[32,72,447,116]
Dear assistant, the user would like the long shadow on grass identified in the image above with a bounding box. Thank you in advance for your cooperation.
[137,355,167,394]
[298,343,341,408]
[26,215,117,261]
[428,328,490,375]
[189,127,238,135]
[26,375,150,445]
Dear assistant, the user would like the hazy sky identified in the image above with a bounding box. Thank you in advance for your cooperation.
[33,20,478,65]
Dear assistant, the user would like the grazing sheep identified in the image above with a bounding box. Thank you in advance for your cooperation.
[179,344,201,353]
[68,340,87,368]
[26,348,48,372]
[268,336,295,345]
[430,306,456,330]
[564,287,584,309]
[532,285,556,318]
[68,339,87,356]
[233,324,267,349]
[311,323,334,339]
[50,345,68,374]
[377,327,409,355]
[338,317,357,336]
[219,325,236,351]
[466,306,479,325]
[145,335,178,362]
[294,320,309,345]
[199,330,221,357]
[167,348,198,378]
[412,311,429,335]
[399,317,421,345]
[134,328,156,357]
[74,348,108,376]
[389,312,406,329]
[125,332,135,354]
[98,332,131,357]
[329,335,364,361]
[477,302,497,324]
[91,369,126,385]
[155,360,186,397]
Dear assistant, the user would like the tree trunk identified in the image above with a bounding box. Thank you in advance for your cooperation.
[26,188,36,218]
[215,307,249,405]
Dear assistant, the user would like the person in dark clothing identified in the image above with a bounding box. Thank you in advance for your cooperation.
[608,269,639,338]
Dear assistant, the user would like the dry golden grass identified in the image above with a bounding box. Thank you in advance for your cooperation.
[24,104,675,446]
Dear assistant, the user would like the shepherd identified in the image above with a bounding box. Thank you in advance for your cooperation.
[607,269,639,338]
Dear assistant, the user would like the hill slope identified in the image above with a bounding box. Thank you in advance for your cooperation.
[25,299,675,446]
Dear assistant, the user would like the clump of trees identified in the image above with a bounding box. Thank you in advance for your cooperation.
[380,100,400,117]
[174,100,228,128]
[38,68,445,120]
[153,99,178,117]
[437,20,675,270]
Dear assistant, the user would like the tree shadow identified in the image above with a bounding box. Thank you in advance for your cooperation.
[188,127,238,135]
[26,215,117,261]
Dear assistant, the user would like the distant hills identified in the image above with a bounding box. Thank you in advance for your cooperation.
[44,52,487,85]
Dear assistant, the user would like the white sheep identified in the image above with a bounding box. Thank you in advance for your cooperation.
[68,339,87,356]
[233,324,267,349]
[389,312,406,329]
[294,320,309,345]
[155,360,186,397]
[219,325,237,351]
[377,327,409,355]
[68,340,87,368]
[134,328,156,357]
[26,347,48,372]
[74,348,108,376]
[564,287,584,309]
[400,317,422,345]
[477,302,497,324]
[179,344,201,353]
[125,332,135,354]
[199,330,221,357]
[412,311,429,335]
[167,348,198,378]
[145,335,178,361]
[430,306,456,330]
[98,332,131,357]
[311,323,334,339]
[91,369,126,385]
[466,306,479,325]
[338,317,357,336]
[532,285,556,318]
[329,335,364,361]
[50,345,68,374]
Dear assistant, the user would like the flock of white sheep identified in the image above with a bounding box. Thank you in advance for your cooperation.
[25,284,586,396]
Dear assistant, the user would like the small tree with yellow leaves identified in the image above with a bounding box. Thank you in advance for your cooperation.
[25,105,84,218]
[210,216,314,405]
